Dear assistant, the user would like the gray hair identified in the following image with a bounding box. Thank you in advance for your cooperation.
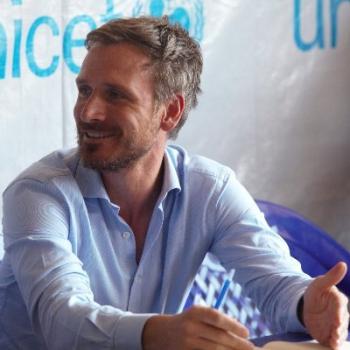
[85,16,203,139]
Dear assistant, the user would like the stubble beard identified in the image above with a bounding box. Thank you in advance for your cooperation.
[77,123,159,172]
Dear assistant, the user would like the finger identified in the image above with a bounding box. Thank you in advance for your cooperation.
[329,329,348,350]
[316,262,347,290]
[196,321,253,349]
[192,306,249,338]
[197,331,254,350]
[331,292,350,328]
[182,308,253,350]
[334,306,349,336]
[192,335,254,350]
[329,311,349,349]
[331,322,348,344]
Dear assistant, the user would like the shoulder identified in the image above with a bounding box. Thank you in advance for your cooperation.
[166,144,234,185]
[166,144,257,217]
[2,148,82,210]
[2,149,81,236]
[3,151,83,243]
[5,148,79,190]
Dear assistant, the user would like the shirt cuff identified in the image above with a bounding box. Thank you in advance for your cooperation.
[114,313,155,350]
[285,280,313,332]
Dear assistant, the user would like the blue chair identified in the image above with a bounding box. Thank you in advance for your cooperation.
[256,199,350,296]
[0,234,3,264]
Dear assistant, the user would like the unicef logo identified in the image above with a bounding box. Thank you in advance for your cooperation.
[1,0,204,79]
[132,0,204,42]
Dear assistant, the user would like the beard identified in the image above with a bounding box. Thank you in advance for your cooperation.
[76,121,158,172]
[78,141,150,171]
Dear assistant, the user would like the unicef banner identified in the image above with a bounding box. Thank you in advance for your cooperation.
[1,0,350,254]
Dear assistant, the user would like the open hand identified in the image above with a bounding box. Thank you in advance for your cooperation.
[303,262,349,349]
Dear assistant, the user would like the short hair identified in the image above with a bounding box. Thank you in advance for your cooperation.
[85,16,203,139]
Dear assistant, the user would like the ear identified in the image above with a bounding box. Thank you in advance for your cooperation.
[160,94,185,133]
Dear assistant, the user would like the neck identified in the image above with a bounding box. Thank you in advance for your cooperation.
[101,147,165,219]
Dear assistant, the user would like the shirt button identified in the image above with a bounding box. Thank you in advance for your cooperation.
[122,231,131,239]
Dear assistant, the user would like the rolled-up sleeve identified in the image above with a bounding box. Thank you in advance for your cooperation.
[3,179,153,349]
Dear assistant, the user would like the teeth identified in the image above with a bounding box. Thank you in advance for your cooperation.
[85,131,114,139]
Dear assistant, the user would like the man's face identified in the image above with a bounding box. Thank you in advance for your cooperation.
[74,42,162,171]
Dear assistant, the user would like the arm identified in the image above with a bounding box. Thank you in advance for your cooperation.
[206,169,349,347]
[3,179,152,349]
[208,170,312,332]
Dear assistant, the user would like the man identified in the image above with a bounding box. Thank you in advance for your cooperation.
[0,16,348,350]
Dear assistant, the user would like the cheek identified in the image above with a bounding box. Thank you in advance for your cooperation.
[73,103,81,122]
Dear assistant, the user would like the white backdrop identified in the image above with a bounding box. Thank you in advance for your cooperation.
[1,0,350,256]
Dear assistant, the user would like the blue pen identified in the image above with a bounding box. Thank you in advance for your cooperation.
[214,269,235,309]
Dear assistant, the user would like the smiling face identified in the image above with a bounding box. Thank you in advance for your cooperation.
[74,42,164,171]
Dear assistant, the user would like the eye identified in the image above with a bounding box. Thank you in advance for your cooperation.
[77,85,92,98]
[107,88,123,100]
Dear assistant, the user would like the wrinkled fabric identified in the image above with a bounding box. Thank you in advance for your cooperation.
[0,145,311,349]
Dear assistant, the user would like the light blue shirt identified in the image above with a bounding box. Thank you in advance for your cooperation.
[0,145,311,350]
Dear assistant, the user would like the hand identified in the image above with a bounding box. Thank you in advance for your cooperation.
[303,262,349,349]
[142,305,254,350]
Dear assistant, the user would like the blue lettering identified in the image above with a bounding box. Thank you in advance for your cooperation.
[100,0,121,23]
[12,19,21,77]
[26,16,59,77]
[63,15,96,74]
[0,23,7,79]
[331,0,350,47]
[294,0,324,51]
[2,0,206,79]
[169,8,191,32]
[149,0,165,17]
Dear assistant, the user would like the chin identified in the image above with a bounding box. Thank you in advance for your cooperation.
[78,146,124,171]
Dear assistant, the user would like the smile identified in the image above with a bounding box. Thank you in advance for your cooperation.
[83,131,115,139]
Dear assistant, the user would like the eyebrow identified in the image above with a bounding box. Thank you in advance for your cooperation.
[75,77,86,85]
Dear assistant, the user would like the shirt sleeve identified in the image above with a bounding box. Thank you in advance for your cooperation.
[209,169,312,333]
[2,178,154,350]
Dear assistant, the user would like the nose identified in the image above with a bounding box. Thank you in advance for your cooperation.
[76,93,107,123]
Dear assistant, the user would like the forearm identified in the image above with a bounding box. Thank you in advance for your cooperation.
[247,273,310,332]
[8,237,153,349]
[36,276,153,349]
[211,202,313,332]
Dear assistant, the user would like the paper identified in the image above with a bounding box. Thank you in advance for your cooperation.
[255,340,350,350]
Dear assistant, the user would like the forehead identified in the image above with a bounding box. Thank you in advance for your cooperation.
[78,42,153,81]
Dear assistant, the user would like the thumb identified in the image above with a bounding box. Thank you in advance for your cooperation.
[315,262,347,290]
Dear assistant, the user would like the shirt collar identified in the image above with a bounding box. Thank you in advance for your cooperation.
[75,161,110,199]
[74,148,181,200]
[160,148,181,200]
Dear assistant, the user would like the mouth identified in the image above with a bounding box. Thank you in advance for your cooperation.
[82,131,116,140]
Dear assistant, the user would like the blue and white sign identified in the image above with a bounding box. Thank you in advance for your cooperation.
[0,0,204,79]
